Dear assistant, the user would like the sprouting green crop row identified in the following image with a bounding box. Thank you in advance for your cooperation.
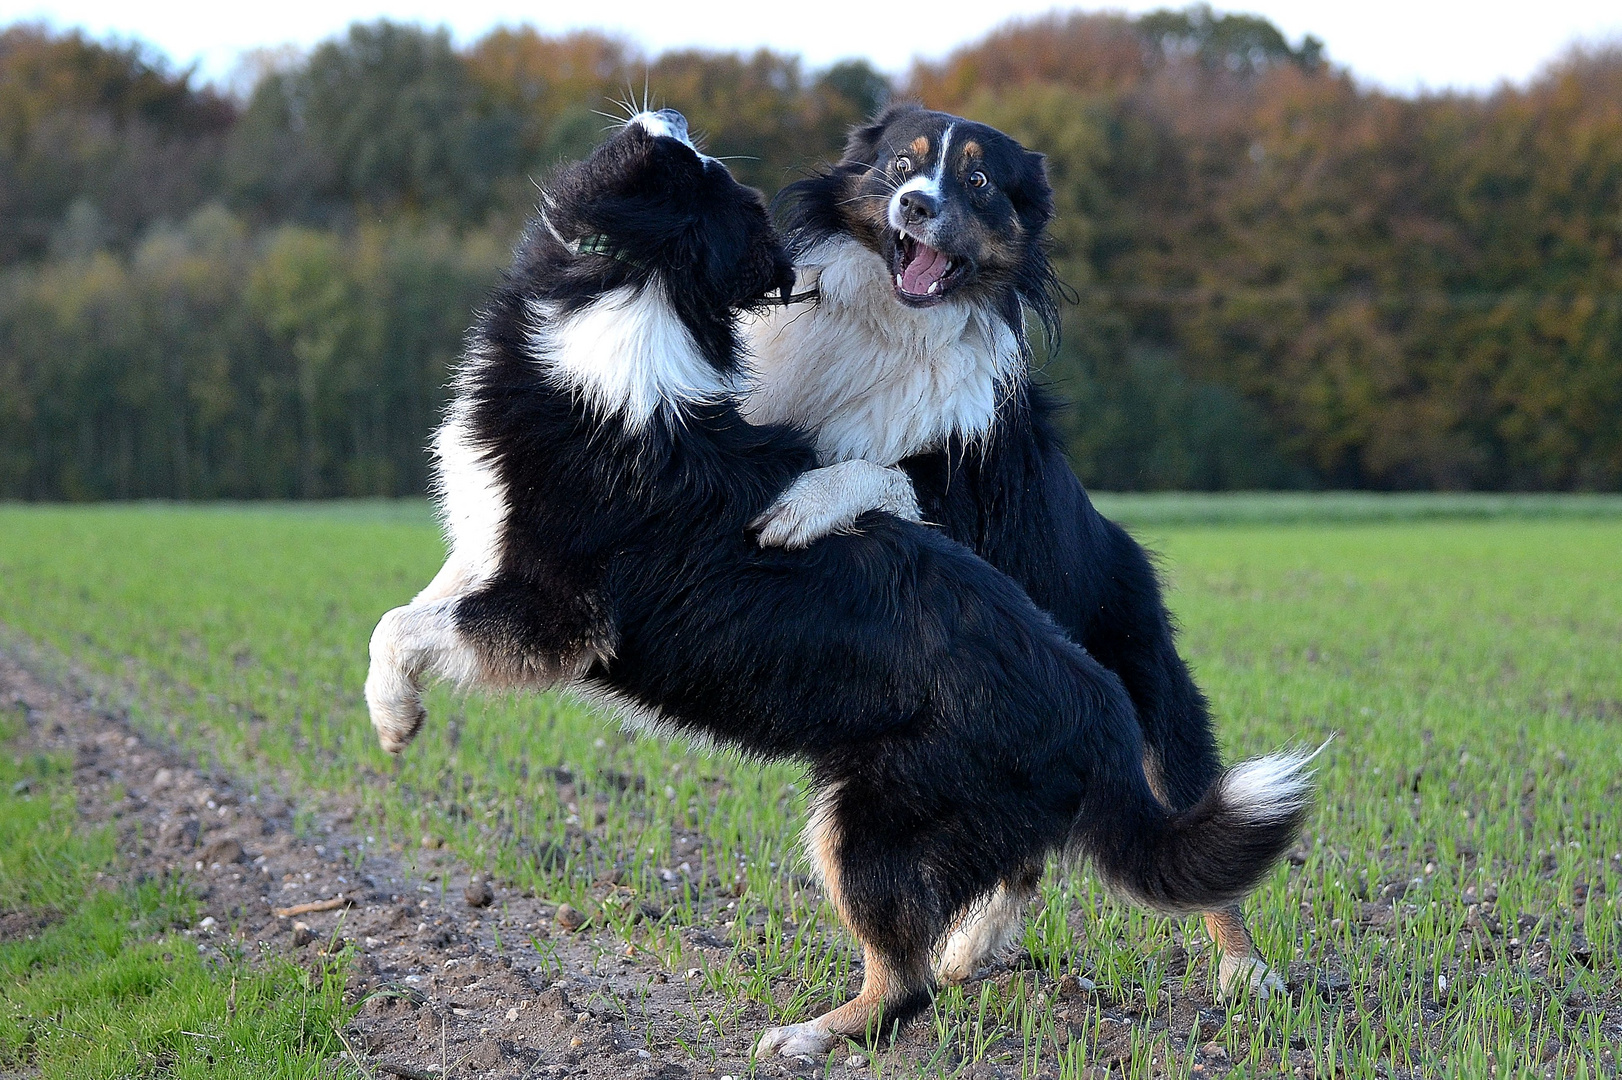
[1,500,1618,1076]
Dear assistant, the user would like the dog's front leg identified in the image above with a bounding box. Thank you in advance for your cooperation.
[365,593,482,754]
[751,460,923,549]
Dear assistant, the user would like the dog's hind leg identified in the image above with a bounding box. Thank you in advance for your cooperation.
[756,786,935,1058]
[1204,905,1287,1000]
[933,876,1037,986]
[756,941,932,1059]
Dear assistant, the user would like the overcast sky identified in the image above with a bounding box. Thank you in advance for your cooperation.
[12,0,1622,95]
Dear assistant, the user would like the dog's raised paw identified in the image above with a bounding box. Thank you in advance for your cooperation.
[368,700,425,754]
[755,1021,836,1059]
[752,461,921,549]
[364,670,427,754]
[1217,954,1287,1002]
[751,502,844,550]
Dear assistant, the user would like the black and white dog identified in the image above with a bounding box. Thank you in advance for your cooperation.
[365,110,1313,1056]
[744,103,1294,997]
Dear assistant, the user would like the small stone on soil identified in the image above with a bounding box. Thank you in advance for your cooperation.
[464,878,494,908]
[201,837,244,865]
[1057,973,1097,996]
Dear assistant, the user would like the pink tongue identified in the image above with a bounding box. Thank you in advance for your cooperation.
[900,242,949,294]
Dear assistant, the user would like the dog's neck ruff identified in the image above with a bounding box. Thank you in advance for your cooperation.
[528,281,730,429]
[741,237,1022,466]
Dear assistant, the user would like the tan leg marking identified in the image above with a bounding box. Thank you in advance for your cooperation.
[1141,748,1173,807]
[757,944,926,1058]
[1205,905,1286,1000]
[757,789,928,1058]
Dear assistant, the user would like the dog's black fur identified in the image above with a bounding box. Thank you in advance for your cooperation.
[379,113,1309,1045]
[774,104,1224,816]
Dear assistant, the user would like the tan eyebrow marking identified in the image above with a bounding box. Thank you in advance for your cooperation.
[962,140,982,160]
[909,136,930,158]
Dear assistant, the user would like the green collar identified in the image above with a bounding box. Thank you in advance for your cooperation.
[573,233,639,265]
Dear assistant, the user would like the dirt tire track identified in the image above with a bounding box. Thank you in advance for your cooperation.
[0,644,864,1080]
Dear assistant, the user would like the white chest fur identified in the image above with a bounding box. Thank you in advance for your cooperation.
[741,238,1022,465]
[430,281,726,587]
[530,281,729,430]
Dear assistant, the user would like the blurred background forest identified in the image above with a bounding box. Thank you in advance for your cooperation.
[3,6,1620,498]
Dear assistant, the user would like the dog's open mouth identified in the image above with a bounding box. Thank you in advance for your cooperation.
[891,233,964,304]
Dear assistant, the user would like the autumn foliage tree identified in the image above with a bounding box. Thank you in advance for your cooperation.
[2,9,1620,496]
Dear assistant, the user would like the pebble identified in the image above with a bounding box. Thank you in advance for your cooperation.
[554,903,585,931]
[848,1052,867,1068]
[201,837,244,865]
[1057,973,1098,996]
[198,916,217,931]
[464,878,494,908]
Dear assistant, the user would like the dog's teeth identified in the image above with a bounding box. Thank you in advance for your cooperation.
[896,274,904,288]
[928,281,940,295]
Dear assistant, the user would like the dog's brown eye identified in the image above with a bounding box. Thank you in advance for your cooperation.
[968,170,988,189]
[894,156,912,176]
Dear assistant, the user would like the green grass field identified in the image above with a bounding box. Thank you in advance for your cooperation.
[1,498,1619,1077]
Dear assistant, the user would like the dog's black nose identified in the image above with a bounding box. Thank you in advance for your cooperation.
[898,190,938,226]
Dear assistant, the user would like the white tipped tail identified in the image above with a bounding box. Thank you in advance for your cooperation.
[1220,739,1331,825]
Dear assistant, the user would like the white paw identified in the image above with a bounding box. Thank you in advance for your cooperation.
[933,954,977,986]
[1217,954,1287,1002]
[365,609,427,753]
[752,462,921,549]
[755,1021,836,1059]
[368,691,426,754]
[933,887,1026,985]
[934,930,1001,985]
[751,499,848,550]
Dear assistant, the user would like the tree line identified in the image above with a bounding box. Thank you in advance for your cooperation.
[3,8,1619,496]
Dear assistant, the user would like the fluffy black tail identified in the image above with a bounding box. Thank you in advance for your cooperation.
[1075,746,1321,914]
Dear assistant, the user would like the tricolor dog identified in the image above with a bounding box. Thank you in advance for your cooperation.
[744,103,1298,997]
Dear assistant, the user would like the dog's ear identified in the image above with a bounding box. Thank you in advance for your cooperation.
[842,102,924,163]
[1007,148,1055,233]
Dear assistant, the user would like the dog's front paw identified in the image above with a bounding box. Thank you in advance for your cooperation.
[752,461,922,549]
[366,608,428,754]
[756,1021,836,1059]
[367,687,426,754]
[1217,954,1287,1002]
[751,498,846,550]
